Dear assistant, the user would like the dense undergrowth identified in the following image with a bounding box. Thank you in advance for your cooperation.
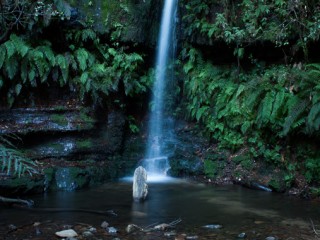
[178,0,320,193]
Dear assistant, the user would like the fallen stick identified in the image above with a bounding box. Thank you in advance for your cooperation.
[0,196,34,207]
[15,206,117,216]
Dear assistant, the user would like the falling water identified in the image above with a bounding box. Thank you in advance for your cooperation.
[143,0,177,180]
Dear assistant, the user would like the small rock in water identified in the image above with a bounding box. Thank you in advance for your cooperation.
[266,237,277,240]
[175,234,187,240]
[101,221,109,229]
[238,232,247,238]
[83,231,94,237]
[35,227,41,236]
[8,224,17,231]
[202,224,223,229]
[186,235,199,239]
[108,227,117,234]
[88,227,97,233]
[164,231,176,237]
[55,229,78,238]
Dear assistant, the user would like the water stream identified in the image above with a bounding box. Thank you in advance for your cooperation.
[143,0,178,179]
[1,180,319,239]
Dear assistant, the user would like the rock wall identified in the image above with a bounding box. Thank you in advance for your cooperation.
[0,100,132,196]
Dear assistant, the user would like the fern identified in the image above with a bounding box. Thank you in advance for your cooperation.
[80,29,97,42]
[0,45,6,69]
[0,135,39,177]
[75,48,89,71]
[307,102,320,131]
[10,34,29,57]
[270,89,286,121]
[39,45,56,66]
[4,40,15,58]
[282,99,308,135]
[256,91,275,126]
[56,54,69,84]
[20,58,29,83]
[5,56,18,80]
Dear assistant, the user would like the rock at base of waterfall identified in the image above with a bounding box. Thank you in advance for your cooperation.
[55,229,78,238]
[132,166,148,201]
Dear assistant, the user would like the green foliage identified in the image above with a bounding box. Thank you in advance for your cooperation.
[180,47,320,168]
[181,0,320,58]
[0,135,38,177]
[203,159,217,178]
[0,25,150,107]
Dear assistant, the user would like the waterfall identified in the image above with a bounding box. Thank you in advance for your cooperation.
[143,0,177,180]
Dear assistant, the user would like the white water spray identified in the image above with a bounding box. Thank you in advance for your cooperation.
[143,0,177,181]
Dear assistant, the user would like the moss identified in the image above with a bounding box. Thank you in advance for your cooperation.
[76,139,93,149]
[310,187,320,198]
[233,153,254,171]
[51,114,69,127]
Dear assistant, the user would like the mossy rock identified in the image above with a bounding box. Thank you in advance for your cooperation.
[0,175,45,196]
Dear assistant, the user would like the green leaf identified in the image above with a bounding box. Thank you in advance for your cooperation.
[75,48,89,71]
[0,46,6,69]
[5,57,18,80]
[80,72,89,84]
[10,34,29,57]
[15,84,22,96]
[4,41,15,58]
[196,106,209,121]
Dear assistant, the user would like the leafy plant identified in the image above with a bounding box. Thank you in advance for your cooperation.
[0,135,38,177]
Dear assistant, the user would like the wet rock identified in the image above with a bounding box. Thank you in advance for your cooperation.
[0,108,94,134]
[0,171,45,196]
[101,221,109,229]
[132,166,148,201]
[238,232,247,238]
[107,227,117,234]
[164,231,176,237]
[88,227,96,233]
[82,231,94,237]
[202,224,223,229]
[265,237,277,240]
[186,235,199,239]
[55,229,78,238]
[126,224,141,233]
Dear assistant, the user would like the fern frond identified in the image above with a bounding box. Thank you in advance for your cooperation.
[81,29,97,42]
[5,56,19,80]
[10,34,29,57]
[4,40,15,58]
[271,90,286,120]
[75,48,89,71]
[56,54,69,84]
[39,45,56,66]
[0,45,6,69]
[282,99,308,135]
[0,142,39,177]
[307,102,320,131]
[21,57,29,83]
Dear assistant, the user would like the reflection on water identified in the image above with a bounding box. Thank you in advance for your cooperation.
[1,179,319,237]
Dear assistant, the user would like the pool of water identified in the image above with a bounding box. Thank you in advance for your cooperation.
[1,179,319,239]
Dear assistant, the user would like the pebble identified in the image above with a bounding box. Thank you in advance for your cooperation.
[88,227,97,232]
[108,226,117,234]
[186,235,199,239]
[266,237,277,240]
[82,231,94,237]
[101,221,109,229]
[202,224,223,229]
[55,229,78,238]
[238,232,247,238]
[164,231,176,237]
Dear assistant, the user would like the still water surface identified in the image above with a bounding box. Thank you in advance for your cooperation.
[1,179,319,239]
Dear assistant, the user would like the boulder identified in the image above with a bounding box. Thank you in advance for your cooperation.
[132,166,148,201]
